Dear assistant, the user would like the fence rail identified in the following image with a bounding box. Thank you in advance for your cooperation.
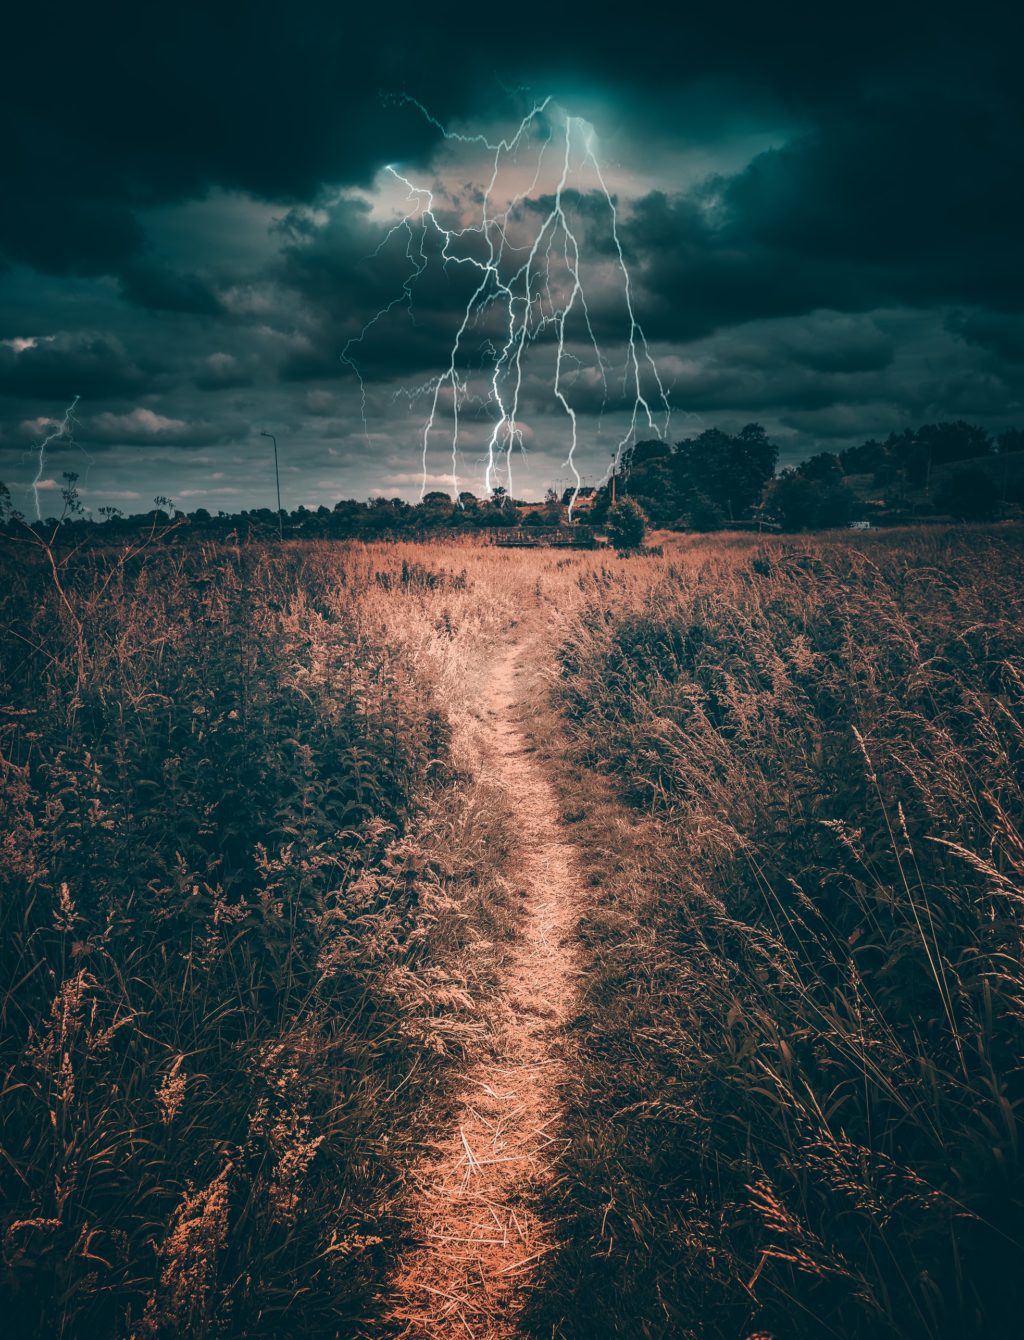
[493,526,600,548]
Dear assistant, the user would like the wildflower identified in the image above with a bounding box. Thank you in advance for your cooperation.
[145,1163,232,1332]
[156,1057,188,1124]
[54,881,78,933]
[268,1112,324,1222]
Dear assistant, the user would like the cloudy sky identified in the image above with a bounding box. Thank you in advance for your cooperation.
[3,2,1023,516]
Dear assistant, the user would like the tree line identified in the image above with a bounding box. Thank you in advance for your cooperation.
[3,418,1023,543]
[615,419,1024,530]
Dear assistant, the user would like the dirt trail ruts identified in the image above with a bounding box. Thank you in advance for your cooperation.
[383,637,581,1338]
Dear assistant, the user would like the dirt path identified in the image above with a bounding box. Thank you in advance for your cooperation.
[383,638,581,1338]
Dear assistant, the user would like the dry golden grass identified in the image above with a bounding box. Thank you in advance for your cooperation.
[3,525,1022,1338]
[527,526,1024,1340]
[0,538,539,1337]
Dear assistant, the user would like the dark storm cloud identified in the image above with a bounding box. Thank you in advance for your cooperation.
[0,333,157,399]
[81,408,251,449]
[193,353,254,391]
[272,195,511,382]
[4,0,1024,509]
[118,263,224,316]
[541,314,898,420]
[946,311,1024,365]
[622,85,1024,344]
[7,1,1016,277]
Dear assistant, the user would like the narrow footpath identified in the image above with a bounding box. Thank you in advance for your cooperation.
[383,639,582,1338]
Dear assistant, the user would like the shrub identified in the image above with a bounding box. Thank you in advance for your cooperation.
[606,497,649,550]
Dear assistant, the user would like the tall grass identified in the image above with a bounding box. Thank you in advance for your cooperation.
[9,524,1020,1338]
[536,530,1024,1338]
[0,538,527,1337]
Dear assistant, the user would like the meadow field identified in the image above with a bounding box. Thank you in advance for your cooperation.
[2,527,1023,1338]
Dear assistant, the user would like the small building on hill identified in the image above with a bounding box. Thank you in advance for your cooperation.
[561,486,598,513]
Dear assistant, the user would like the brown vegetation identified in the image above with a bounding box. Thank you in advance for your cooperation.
[0,541,531,1336]
[3,526,1023,1338]
[530,527,1024,1338]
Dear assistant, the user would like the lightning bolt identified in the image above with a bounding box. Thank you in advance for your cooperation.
[31,395,82,520]
[343,99,670,512]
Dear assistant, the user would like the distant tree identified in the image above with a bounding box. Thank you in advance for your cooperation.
[798,452,844,485]
[735,422,779,486]
[606,497,648,550]
[883,427,924,485]
[542,488,563,523]
[997,428,1024,454]
[332,499,364,535]
[815,482,858,528]
[766,470,858,530]
[903,422,993,488]
[418,490,455,526]
[918,420,993,463]
[839,439,889,475]
[473,486,515,527]
[620,439,676,526]
[765,471,821,531]
[588,484,612,526]
[625,439,672,468]
[674,424,777,521]
[681,491,724,532]
[0,481,17,527]
[934,467,999,521]
[673,429,732,514]
[362,496,412,535]
[490,486,517,524]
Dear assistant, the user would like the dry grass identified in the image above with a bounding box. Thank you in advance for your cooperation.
[4,525,1022,1338]
[527,527,1024,1339]
[0,538,539,1337]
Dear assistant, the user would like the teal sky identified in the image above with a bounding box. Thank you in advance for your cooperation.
[3,2,1023,516]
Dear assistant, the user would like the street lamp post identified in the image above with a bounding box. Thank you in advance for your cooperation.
[260,430,283,539]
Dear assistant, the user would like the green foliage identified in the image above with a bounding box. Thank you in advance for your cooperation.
[797,450,844,484]
[675,423,778,520]
[680,491,724,532]
[6,416,1021,551]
